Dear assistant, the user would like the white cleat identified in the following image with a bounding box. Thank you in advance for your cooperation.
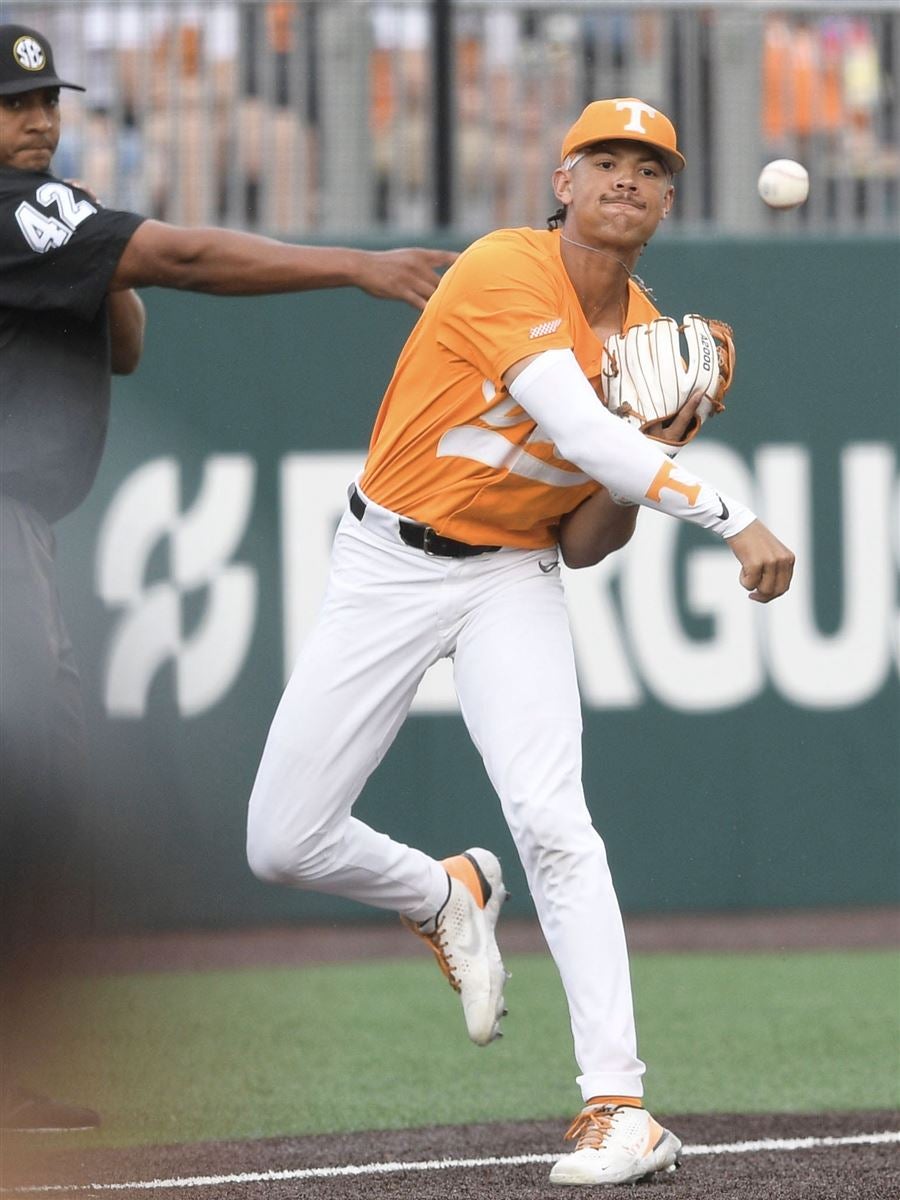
[401,847,508,1045]
[549,1102,682,1186]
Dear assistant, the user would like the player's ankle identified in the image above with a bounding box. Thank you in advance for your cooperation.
[585,1095,643,1109]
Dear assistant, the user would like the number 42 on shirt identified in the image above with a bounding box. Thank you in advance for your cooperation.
[16,180,96,254]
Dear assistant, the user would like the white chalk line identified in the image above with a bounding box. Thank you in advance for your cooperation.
[4,1130,899,1193]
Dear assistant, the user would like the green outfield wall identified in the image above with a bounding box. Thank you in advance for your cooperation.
[54,235,899,932]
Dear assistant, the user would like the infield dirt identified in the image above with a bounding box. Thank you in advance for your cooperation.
[4,1108,899,1199]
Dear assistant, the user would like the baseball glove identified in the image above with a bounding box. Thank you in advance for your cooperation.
[600,314,735,454]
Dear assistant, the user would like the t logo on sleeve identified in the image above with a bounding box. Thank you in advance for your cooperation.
[13,36,47,71]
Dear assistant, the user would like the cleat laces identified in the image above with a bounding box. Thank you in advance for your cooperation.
[400,899,464,995]
[564,1104,618,1152]
[422,917,462,993]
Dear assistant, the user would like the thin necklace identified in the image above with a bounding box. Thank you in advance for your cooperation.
[559,233,632,276]
[559,233,655,300]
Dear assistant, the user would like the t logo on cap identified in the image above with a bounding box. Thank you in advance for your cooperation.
[615,100,658,135]
[14,36,47,72]
[560,96,686,174]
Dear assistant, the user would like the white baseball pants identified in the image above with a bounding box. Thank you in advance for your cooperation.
[247,488,645,1100]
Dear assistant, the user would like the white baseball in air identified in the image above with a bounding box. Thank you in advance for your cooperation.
[757,159,809,209]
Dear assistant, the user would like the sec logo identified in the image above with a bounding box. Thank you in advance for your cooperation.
[14,36,46,72]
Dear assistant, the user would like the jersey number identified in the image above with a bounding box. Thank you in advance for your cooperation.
[15,182,97,254]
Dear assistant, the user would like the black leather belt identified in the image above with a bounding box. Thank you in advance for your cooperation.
[349,487,501,558]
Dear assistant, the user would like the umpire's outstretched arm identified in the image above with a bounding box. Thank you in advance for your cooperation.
[110,220,456,311]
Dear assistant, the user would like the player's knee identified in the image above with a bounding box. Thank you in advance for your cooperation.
[532,838,609,880]
[246,822,337,887]
[246,829,289,885]
[246,828,305,885]
[518,810,609,878]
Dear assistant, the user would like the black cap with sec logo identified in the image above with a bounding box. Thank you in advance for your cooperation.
[0,25,85,96]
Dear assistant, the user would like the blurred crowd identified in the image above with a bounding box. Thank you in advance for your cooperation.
[762,14,888,173]
[6,2,898,234]
[12,2,311,228]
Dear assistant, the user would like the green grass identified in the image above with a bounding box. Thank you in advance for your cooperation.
[13,949,899,1149]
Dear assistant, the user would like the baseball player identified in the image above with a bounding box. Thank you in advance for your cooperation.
[247,97,794,1186]
[0,22,455,1134]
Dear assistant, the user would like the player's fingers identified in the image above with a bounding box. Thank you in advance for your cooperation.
[367,273,427,310]
[739,561,762,594]
[392,247,457,273]
[65,177,100,203]
[422,248,459,269]
[665,394,701,442]
[405,285,430,311]
[743,551,795,603]
[402,272,439,310]
[730,522,795,603]
[368,247,454,307]
[764,544,795,600]
[411,250,457,302]
[374,250,455,308]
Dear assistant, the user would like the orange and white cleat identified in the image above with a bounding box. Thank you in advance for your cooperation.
[401,847,508,1046]
[549,1101,682,1186]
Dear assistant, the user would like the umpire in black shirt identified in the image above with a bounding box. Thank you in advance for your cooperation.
[0,25,145,1137]
[0,23,456,1134]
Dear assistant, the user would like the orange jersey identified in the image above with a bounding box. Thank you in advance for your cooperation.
[360,226,661,549]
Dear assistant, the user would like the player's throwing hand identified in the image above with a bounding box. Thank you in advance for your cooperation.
[726,521,795,602]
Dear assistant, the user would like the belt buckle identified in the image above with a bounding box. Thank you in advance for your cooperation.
[422,527,440,555]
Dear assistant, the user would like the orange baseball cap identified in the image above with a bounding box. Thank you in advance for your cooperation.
[561,98,685,173]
